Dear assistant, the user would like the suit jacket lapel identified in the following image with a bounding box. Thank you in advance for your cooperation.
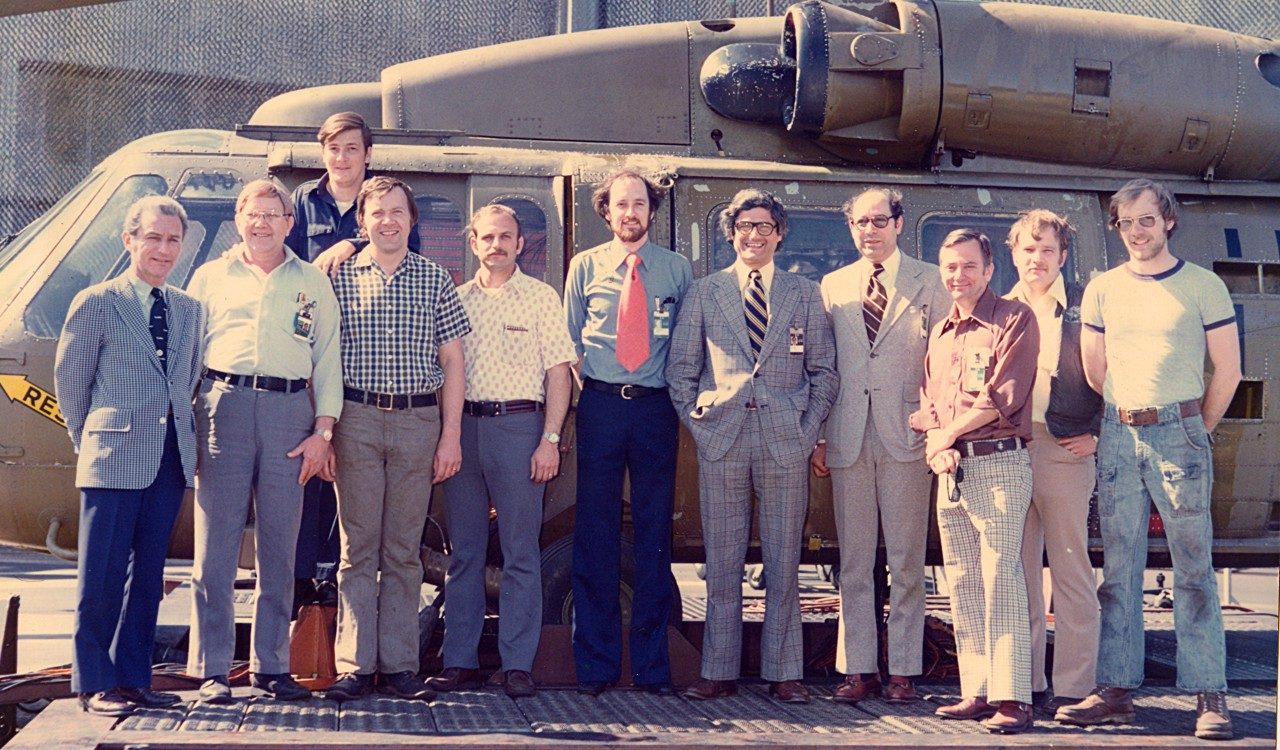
[713,270,756,361]
[758,272,799,361]
[110,274,164,374]
[875,261,925,348]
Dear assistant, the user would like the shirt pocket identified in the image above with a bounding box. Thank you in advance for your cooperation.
[502,323,538,368]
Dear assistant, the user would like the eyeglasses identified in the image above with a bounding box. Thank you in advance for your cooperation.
[1112,214,1159,232]
[242,210,287,222]
[734,221,778,236]
[850,215,897,229]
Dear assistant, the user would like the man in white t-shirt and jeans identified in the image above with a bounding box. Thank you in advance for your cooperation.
[1058,178,1241,741]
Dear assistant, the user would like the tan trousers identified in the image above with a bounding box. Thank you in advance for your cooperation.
[1022,421,1099,698]
[333,400,440,675]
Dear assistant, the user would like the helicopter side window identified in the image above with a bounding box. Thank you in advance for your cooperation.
[490,196,548,282]
[414,195,465,286]
[24,174,168,339]
[708,207,851,282]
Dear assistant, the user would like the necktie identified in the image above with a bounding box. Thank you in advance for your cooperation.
[615,251,649,372]
[745,269,768,359]
[149,287,168,372]
[864,262,887,344]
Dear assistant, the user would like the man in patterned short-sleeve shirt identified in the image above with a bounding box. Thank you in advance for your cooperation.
[426,204,575,698]
[323,177,471,703]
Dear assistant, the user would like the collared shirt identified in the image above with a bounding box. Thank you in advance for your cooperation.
[565,239,693,389]
[126,269,162,316]
[331,248,471,395]
[1007,274,1067,424]
[456,267,577,402]
[285,172,422,262]
[732,259,776,302]
[187,244,343,418]
[859,247,902,299]
[911,287,1039,442]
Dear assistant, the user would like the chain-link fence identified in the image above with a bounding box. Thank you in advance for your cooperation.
[1,0,1275,234]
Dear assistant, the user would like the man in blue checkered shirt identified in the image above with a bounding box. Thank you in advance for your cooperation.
[323,176,471,703]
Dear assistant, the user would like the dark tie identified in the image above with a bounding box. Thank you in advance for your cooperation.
[149,287,168,372]
[744,269,768,359]
[864,262,887,344]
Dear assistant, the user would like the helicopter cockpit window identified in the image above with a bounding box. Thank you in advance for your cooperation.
[490,196,548,282]
[919,214,1053,296]
[0,170,107,319]
[24,174,167,339]
[708,207,850,283]
[415,195,465,286]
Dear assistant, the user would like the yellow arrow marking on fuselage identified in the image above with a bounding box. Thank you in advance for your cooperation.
[0,374,66,427]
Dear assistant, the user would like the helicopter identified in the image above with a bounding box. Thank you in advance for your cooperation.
[0,0,1276,629]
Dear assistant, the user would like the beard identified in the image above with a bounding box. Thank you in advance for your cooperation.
[612,217,649,244]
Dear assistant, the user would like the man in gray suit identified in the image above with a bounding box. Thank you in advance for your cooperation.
[667,189,838,704]
[55,195,204,716]
[811,188,950,703]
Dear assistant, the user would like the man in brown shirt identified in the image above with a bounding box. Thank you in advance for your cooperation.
[910,229,1039,734]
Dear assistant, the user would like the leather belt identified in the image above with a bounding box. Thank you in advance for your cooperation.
[464,399,544,417]
[1117,399,1200,426]
[582,377,667,400]
[344,386,438,411]
[205,368,307,394]
[955,436,1026,458]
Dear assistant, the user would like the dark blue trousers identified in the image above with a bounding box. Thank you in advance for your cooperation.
[572,386,677,686]
[72,422,185,694]
[294,477,339,581]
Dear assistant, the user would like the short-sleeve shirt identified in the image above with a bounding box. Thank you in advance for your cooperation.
[456,268,577,402]
[564,239,693,388]
[1081,259,1235,409]
[187,244,343,419]
[911,288,1040,442]
[331,248,470,395]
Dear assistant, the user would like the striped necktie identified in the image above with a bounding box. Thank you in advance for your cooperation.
[744,269,768,359]
[149,287,168,372]
[864,262,886,344]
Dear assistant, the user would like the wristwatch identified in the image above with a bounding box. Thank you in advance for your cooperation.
[542,431,561,444]
[313,427,333,442]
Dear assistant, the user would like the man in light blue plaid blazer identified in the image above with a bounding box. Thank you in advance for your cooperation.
[54,195,204,716]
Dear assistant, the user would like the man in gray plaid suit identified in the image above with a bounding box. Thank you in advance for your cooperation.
[54,195,204,716]
[666,189,838,704]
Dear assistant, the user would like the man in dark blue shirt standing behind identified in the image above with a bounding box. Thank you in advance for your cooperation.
[285,111,422,613]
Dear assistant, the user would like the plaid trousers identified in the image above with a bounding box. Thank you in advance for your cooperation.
[937,448,1033,704]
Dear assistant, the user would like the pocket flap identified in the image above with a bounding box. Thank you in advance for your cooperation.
[85,406,132,432]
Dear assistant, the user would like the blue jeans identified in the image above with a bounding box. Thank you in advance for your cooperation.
[1095,402,1225,692]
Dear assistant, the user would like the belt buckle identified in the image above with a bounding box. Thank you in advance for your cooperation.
[480,400,500,417]
[375,392,395,411]
[249,374,264,391]
[619,384,636,400]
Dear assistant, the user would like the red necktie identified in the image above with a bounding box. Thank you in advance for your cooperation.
[616,251,649,372]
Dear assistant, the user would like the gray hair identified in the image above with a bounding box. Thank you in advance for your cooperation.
[123,195,188,237]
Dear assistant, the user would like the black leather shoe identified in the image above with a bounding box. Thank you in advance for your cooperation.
[577,681,611,696]
[378,671,436,701]
[198,675,233,704]
[426,666,484,692]
[79,688,135,717]
[119,687,181,708]
[323,672,374,702]
[638,682,675,696]
[251,672,311,701]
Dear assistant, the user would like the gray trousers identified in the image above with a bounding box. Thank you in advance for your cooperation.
[440,412,544,672]
[698,410,809,682]
[187,379,311,677]
[333,400,440,675]
[831,418,932,677]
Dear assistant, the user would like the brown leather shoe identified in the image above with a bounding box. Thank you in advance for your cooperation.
[1054,687,1135,726]
[832,674,881,704]
[503,670,537,699]
[682,678,737,701]
[426,667,483,692]
[935,695,997,720]
[883,676,917,704]
[769,680,811,704]
[984,701,1034,734]
[1194,692,1233,740]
